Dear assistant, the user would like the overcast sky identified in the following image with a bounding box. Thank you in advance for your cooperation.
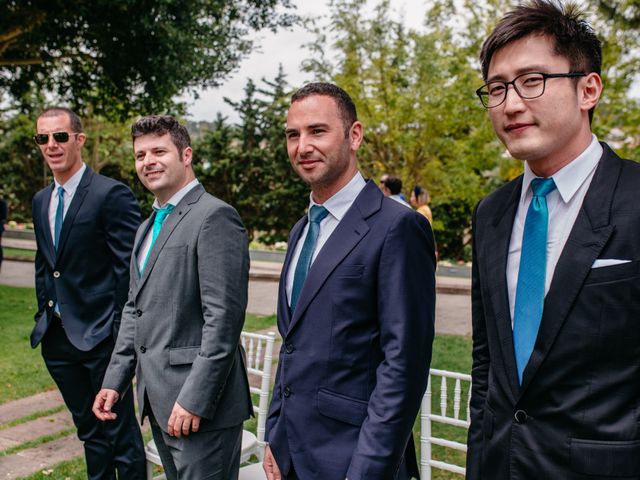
[182,0,430,123]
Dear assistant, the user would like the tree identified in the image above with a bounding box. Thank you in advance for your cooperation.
[303,0,506,259]
[1,0,296,120]
[194,67,308,243]
[302,0,640,260]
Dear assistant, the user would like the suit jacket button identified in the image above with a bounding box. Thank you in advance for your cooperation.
[514,410,528,424]
[283,387,291,398]
[139,345,146,353]
[136,309,142,317]
[53,271,60,278]
[284,342,294,354]
[48,300,54,307]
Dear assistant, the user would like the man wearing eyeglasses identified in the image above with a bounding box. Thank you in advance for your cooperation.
[467,1,640,479]
[30,107,146,479]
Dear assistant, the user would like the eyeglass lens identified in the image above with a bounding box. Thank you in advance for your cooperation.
[481,73,546,108]
[33,132,72,145]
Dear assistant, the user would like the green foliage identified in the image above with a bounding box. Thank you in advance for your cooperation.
[194,67,308,243]
[302,0,640,259]
[1,0,297,121]
[0,111,48,222]
[303,0,507,259]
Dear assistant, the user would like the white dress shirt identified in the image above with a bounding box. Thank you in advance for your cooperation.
[48,163,87,242]
[507,135,602,325]
[137,179,199,271]
[285,172,367,306]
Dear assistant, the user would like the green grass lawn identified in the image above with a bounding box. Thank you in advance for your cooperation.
[1,285,472,479]
[3,247,36,260]
[0,286,55,403]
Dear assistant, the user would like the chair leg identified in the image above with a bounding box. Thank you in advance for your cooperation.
[146,460,154,480]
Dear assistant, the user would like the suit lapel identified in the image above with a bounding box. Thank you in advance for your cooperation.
[39,185,56,267]
[56,168,91,260]
[278,217,306,331]
[519,144,618,394]
[132,216,154,280]
[287,182,378,334]
[136,185,205,294]
[484,178,522,400]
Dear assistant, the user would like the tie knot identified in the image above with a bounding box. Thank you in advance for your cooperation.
[530,177,556,197]
[57,186,65,198]
[154,204,175,225]
[309,205,329,224]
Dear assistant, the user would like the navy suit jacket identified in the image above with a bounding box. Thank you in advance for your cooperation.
[265,181,436,480]
[467,143,640,479]
[31,167,140,351]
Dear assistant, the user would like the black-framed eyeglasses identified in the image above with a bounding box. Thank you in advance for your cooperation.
[476,72,586,108]
[33,132,80,145]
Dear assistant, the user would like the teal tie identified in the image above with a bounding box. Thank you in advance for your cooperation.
[290,205,329,312]
[53,186,65,315]
[141,204,175,273]
[513,177,557,384]
[54,186,64,251]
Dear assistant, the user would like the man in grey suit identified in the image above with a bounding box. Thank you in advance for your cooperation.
[93,115,252,479]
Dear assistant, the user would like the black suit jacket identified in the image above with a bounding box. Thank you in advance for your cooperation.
[265,181,436,480]
[467,143,640,479]
[31,167,140,351]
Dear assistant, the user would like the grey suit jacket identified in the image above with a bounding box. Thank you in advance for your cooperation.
[103,184,253,432]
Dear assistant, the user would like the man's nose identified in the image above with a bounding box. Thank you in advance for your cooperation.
[503,84,526,112]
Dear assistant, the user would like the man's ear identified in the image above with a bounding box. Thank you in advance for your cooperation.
[349,121,363,151]
[580,72,602,112]
[182,146,193,166]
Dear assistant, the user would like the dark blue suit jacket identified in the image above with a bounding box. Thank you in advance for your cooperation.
[30,167,140,351]
[266,181,436,480]
[467,144,640,478]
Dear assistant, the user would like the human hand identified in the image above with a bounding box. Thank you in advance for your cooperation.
[167,402,201,437]
[92,389,120,421]
[263,445,282,480]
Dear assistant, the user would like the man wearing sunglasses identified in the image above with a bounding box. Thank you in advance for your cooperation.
[467,1,640,479]
[30,107,146,479]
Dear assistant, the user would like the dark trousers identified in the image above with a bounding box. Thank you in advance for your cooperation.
[149,408,242,480]
[285,455,411,480]
[41,318,146,480]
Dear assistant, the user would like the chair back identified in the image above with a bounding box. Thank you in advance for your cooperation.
[240,330,276,459]
[420,368,472,479]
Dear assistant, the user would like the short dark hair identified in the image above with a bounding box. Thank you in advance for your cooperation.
[291,82,358,137]
[385,175,403,195]
[131,115,191,155]
[38,107,83,132]
[414,185,430,203]
[480,0,602,81]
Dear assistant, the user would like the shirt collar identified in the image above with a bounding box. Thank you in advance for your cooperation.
[308,171,366,221]
[521,134,602,204]
[153,179,199,209]
[55,162,86,195]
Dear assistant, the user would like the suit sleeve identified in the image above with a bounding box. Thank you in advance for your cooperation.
[32,195,46,322]
[100,183,140,330]
[347,211,436,479]
[101,278,139,394]
[466,202,490,479]
[175,203,250,418]
[264,351,283,442]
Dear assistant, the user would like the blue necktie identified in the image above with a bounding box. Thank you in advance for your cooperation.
[141,204,175,273]
[290,205,329,312]
[54,186,64,251]
[513,177,557,384]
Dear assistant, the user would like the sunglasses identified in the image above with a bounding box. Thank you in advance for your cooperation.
[33,132,80,145]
